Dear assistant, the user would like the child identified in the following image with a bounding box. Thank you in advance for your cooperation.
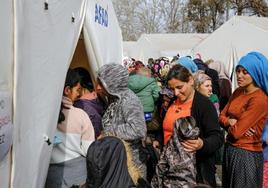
[73,67,105,139]
[128,67,160,130]
[45,69,95,188]
[128,67,161,182]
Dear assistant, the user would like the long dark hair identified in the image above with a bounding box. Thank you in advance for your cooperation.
[58,69,80,123]
[73,67,94,92]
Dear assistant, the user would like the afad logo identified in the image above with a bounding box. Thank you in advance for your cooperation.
[95,4,108,27]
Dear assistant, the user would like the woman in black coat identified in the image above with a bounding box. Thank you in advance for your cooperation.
[161,64,223,187]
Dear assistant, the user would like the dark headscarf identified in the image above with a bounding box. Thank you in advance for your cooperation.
[86,136,133,188]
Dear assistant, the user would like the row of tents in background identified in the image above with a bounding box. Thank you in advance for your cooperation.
[0,0,122,188]
[124,15,268,89]
[0,0,268,187]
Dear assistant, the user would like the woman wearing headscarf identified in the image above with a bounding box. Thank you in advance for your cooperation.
[219,51,268,188]
[194,71,220,115]
[176,56,198,74]
[86,136,134,188]
[208,60,232,111]
[194,58,220,97]
[96,63,147,184]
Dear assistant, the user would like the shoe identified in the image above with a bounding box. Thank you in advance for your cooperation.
[215,173,222,187]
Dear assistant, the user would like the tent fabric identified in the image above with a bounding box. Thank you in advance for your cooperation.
[0,0,13,90]
[0,1,13,187]
[0,1,123,188]
[191,16,268,90]
[123,33,209,62]
[12,1,87,187]
[83,0,123,79]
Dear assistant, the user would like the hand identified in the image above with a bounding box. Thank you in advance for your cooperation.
[152,140,160,149]
[244,128,255,137]
[181,138,203,153]
[228,118,237,126]
[97,133,104,140]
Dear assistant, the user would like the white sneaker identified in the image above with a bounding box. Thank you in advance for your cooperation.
[215,174,222,187]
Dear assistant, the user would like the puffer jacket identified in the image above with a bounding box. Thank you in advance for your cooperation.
[128,74,160,112]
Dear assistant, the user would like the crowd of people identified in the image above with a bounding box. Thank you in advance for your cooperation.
[45,51,268,188]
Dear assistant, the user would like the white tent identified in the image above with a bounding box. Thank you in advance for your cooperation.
[124,33,209,62]
[123,41,140,59]
[0,0,122,187]
[0,1,13,188]
[191,16,268,89]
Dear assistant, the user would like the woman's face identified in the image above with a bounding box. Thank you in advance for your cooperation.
[198,80,212,97]
[168,77,194,102]
[236,66,253,88]
[65,83,81,102]
[96,81,109,97]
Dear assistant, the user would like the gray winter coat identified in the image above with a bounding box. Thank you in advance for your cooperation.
[97,63,147,179]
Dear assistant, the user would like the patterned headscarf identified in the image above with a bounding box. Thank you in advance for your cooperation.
[151,116,199,187]
[193,71,211,90]
[150,57,172,82]
[122,57,135,68]
[237,51,268,95]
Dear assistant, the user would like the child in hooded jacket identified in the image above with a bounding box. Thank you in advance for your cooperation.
[128,67,160,130]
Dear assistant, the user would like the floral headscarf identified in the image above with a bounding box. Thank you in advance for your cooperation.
[122,57,135,68]
[150,57,173,83]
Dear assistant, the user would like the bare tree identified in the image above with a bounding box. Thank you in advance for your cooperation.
[186,0,211,33]
[157,0,183,33]
[249,0,268,16]
[135,0,164,34]
[186,0,226,33]
[208,0,226,30]
[228,0,249,15]
[112,0,165,40]
[228,0,268,16]
[112,0,268,40]
[112,0,142,40]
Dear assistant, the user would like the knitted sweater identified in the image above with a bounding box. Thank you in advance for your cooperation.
[50,96,95,164]
[220,88,268,152]
[98,64,147,179]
